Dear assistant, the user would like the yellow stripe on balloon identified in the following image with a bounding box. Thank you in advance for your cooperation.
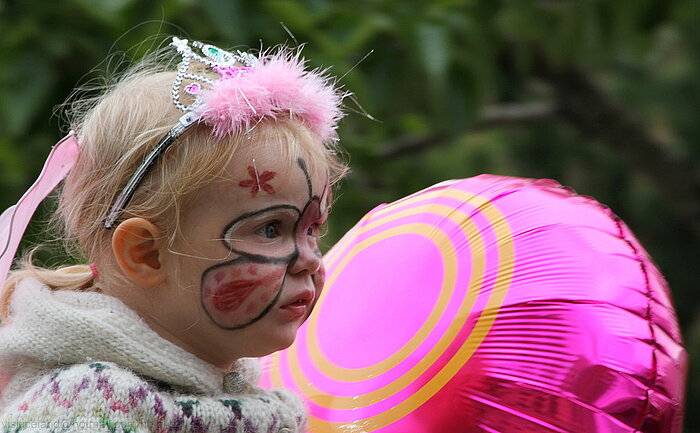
[309,222,462,381]
[270,189,515,431]
[304,190,498,385]
[287,222,476,408]
[309,206,479,381]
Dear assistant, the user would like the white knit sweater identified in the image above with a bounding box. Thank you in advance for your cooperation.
[0,278,306,433]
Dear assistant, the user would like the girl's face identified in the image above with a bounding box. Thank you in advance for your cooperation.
[156,142,329,368]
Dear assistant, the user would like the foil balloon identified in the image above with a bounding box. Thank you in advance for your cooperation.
[260,175,687,433]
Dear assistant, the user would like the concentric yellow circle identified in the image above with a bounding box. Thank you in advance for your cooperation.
[270,188,515,432]
[312,210,477,382]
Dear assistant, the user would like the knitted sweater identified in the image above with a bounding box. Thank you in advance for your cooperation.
[0,279,306,433]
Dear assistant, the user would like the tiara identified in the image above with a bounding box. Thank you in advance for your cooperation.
[103,37,344,229]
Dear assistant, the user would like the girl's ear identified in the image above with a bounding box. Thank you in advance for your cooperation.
[111,218,166,288]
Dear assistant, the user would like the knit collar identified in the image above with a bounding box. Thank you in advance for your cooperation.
[0,278,259,396]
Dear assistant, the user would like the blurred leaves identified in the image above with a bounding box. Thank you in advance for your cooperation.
[1,0,698,429]
[201,0,245,41]
[3,54,55,137]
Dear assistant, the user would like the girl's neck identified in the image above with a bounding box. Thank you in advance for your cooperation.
[106,278,239,371]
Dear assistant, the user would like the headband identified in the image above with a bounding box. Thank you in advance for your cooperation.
[103,37,344,229]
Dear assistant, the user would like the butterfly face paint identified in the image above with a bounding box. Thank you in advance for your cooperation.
[200,158,328,329]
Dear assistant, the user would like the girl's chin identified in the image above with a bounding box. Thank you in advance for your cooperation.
[254,334,298,357]
[220,328,301,360]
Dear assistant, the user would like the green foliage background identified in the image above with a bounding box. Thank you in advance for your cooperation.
[0,0,697,430]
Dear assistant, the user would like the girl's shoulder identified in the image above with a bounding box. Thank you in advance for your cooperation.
[0,361,305,433]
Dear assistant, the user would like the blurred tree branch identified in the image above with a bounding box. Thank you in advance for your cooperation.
[377,102,558,158]
[528,46,700,238]
[378,46,700,238]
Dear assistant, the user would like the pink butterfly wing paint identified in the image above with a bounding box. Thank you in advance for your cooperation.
[0,133,79,291]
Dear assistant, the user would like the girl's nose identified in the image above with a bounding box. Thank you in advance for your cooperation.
[289,240,322,275]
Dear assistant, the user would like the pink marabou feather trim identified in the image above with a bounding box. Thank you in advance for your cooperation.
[196,50,344,142]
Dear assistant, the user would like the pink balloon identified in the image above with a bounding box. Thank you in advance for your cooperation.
[261,175,687,432]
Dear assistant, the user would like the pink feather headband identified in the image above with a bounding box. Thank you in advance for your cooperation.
[171,37,343,141]
[102,37,346,229]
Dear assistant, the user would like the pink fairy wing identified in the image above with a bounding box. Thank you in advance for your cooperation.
[0,133,79,290]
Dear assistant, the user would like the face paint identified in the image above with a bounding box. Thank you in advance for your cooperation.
[221,205,299,260]
[238,164,276,197]
[200,158,329,330]
[201,259,286,328]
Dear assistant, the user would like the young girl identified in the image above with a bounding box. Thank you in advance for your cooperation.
[0,36,346,432]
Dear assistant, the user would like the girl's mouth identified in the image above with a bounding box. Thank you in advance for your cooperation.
[279,291,314,318]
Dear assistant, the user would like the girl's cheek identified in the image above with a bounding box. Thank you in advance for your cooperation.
[201,261,286,329]
[313,264,326,297]
[305,264,325,321]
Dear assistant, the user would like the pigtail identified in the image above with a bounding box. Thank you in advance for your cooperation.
[1,256,98,320]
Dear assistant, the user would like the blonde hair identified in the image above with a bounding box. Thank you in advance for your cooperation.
[1,59,347,320]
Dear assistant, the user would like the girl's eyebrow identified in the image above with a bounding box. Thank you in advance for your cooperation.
[224,204,301,227]
[222,205,301,234]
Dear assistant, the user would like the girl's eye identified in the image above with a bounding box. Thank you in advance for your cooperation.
[257,222,280,239]
[307,224,318,237]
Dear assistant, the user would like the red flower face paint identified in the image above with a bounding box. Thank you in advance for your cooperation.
[238,165,276,197]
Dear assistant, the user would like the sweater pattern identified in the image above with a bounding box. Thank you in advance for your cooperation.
[0,279,304,433]
[1,362,302,433]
